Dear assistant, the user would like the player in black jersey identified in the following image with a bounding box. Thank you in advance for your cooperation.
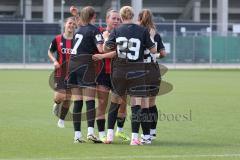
[67,6,103,143]
[101,6,157,145]
[138,9,166,143]
[48,17,76,128]
[93,9,130,142]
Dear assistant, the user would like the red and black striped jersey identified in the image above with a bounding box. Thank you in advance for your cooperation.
[49,34,74,78]
[97,27,112,74]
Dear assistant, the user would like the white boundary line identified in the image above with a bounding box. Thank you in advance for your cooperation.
[1,154,240,160]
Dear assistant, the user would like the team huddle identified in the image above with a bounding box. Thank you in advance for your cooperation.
[48,5,166,146]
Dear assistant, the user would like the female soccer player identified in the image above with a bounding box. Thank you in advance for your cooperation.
[67,6,103,143]
[94,6,157,145]
[138,9,166,141]
[48,17,76,128]
[95,9,130,142]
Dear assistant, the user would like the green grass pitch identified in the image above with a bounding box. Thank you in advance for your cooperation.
[0,69,240,160]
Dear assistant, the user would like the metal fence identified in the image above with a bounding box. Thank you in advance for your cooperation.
[0,21,240,65]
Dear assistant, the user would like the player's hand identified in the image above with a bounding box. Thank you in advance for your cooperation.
[159,50,166,59]
[70,6,79,16]
[157,50,166,59]
[54,61,60,69]
[155,53,161,59]
[92,54,103,61]
[159,54,165,59]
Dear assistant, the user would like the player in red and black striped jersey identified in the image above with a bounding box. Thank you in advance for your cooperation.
[48,17,76,128]
[95,9,130,142]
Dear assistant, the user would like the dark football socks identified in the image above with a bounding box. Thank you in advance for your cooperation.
[131,105,141,133]
[86,100,96,128]
[97,119,106,132]
[117,117,125,128]
[140,108,150,135]
[107,102,120,129]
[73,100,83,131]
[60,100,70,120]
[149,105,158,129]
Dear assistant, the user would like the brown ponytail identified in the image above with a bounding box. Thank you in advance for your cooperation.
[80,6,96,24]
[138,9,156,32]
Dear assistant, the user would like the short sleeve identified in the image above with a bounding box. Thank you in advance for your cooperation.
[154,33,165,52]
[49,38,57,53]
[94,28,104,45]
[105,29,117,50]
[143,28,155,49]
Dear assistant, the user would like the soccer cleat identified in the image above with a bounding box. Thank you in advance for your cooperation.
[150,134,157,140]
[141,137,152,144]
[87,134,102,143]
[115,131,130,142]
[130,139,142,146]
[52,103,62,116]
[99,135,107,143]
[74,138,86,143]
[104,132,114,144]
[57,119,65,128]
[103,140,112,144]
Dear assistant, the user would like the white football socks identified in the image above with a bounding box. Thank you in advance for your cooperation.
[117,127,123,132]
[131,133,138,140]
[88,127,94,135]
[74,131,82,139]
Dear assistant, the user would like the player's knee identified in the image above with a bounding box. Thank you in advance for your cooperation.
[85,96,95,101]
[65,94,71,101]
[117,112,126,118]
[149,101,156,107]
[65,90,72,100]
[98,98,108,107]
[73,96,83,101]
[54,96,64,103]
[111,95,122,104]
[96,110,106,119]
[118,104,126,113]
[149,97,156,107]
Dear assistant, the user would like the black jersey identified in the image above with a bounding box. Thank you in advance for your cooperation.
[72,24,103,56]
[144,32,165,63]
[105,23,155,62]
[49,34,73,77]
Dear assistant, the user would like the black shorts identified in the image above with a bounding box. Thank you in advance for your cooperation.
[67,55,97,88]
[54,77,68,91]
[110,59,143,97]
[96,70,112,89]
[111,59,161,97]
[144,62,161,97]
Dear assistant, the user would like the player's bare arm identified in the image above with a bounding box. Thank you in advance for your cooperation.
[97,43,103,53]
[103,43,114,52]
[149,45,157,54]
[48,50,60,69]
[102,31,110,40]
[92,51,116,61]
